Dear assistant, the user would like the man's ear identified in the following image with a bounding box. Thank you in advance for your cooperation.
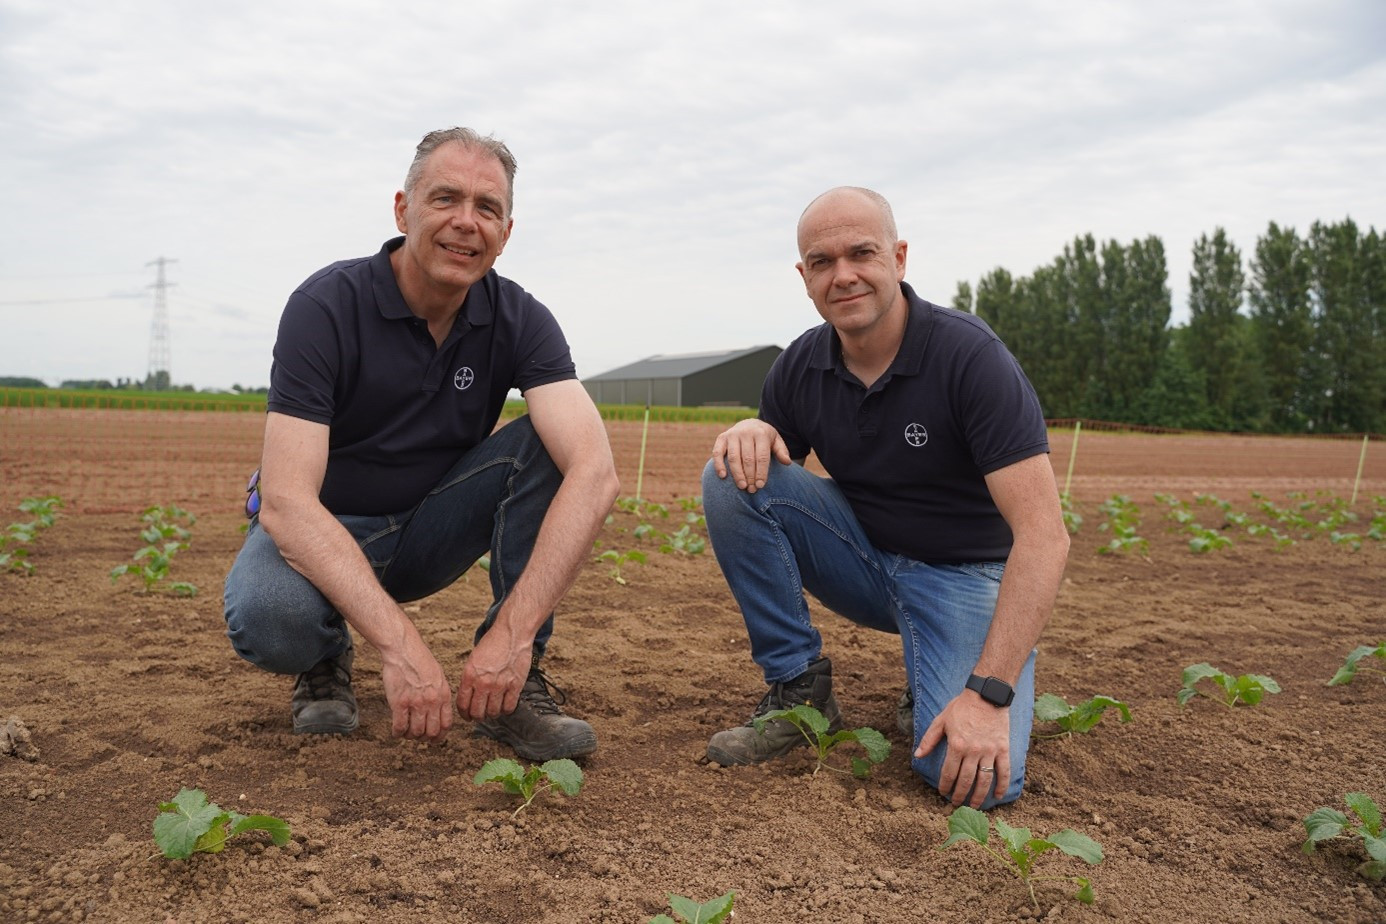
[894,239,908,281]
[393,190,409,234]
[496,217,515,255]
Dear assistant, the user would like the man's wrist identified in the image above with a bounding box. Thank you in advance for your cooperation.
[965,673,1014,707]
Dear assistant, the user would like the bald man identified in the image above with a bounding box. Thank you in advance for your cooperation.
[702,187,1069,809]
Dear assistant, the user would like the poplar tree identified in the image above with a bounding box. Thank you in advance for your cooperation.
[1248,223,1313,431]
[1187,229,1246,426]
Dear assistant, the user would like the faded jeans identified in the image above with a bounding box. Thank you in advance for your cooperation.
[701,458,1035,806]
[224,416,563,675]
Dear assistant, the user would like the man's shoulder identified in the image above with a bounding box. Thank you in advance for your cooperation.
[916,301,1001,348]
[778,322,834,364]
[292,243,390,305]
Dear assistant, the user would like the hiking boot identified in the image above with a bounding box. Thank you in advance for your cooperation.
[474,659,597,761]
[897,687,914,737]
[291,638,358,735]
[706,656,842,766]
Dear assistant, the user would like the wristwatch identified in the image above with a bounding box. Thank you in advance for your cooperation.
[966,674,1014,707]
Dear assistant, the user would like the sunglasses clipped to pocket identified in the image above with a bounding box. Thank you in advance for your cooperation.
[244,468,261,519]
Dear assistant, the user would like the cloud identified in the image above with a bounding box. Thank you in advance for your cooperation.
[1,0,1381,388]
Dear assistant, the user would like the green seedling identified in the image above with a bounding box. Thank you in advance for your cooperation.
[1302,792,1385,882]
[598,548,646,585]
[1155,492,1196,527]
[659,524,706,555]
[1245,522,1295,550]
[1177,663,1280,707]
[1032,693,1132,739]
[1096,494,1146,555]
[1327,643,1386,686]
[152,788,290,860]
[473,757,583,817]
[110,504,198,595]
[754,704,889,778]
[1329,530,1363,551]
[616,496,670,519]
[1059,493,1082,534]
[650,891,735,924]
[1187,526,1233,553]
[939,805,1103,909]
[0,495,63,575]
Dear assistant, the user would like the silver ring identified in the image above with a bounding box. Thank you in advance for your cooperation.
[979,766,994,773]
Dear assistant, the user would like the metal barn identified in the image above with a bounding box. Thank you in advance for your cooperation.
[582,345,782,408]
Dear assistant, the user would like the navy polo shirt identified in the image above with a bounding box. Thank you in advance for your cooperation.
[267,237,576,515]
[760,282,1049,563]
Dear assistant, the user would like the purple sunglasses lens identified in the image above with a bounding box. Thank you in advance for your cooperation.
[244,468,261,517]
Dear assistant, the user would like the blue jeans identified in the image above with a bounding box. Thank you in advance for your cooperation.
[701,459,1035,806]
[224,416,563,675]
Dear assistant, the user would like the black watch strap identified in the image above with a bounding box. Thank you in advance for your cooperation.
[965,673,1015,707]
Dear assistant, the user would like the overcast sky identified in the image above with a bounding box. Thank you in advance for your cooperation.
[1,1,1382,391]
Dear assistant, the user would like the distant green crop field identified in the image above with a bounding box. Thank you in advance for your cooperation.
[2,389,758,423]
[1,388,266,411]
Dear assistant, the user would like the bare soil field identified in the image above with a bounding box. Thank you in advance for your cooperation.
[2,416,1384,923]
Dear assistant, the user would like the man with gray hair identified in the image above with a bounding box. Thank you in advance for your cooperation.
[702,186,1069,808]
[224,127,618,761]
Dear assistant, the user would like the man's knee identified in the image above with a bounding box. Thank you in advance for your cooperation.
[224,544,338,675]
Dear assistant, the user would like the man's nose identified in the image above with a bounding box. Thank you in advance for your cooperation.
[449,203,479,229]
[831,260,858,287]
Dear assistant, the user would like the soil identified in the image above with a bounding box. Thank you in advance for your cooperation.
[2,418,1384,923]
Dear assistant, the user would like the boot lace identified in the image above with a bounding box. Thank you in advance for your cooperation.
[520,665,569,716]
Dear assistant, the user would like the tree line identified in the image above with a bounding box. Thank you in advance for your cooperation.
[951,218,1385,434]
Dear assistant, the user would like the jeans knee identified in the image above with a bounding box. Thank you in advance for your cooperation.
[224,578,335,675]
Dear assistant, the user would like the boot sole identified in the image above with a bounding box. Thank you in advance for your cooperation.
[293,715,359,735]
[473,723,597,762]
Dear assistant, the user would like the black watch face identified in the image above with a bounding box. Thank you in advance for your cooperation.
[971,675,1014,706]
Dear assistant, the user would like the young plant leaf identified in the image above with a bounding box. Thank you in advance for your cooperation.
[940,804,989,848]
[227,813,292,847]
[1346,792,1382,838]
[539,759,584,797]
[1328,644,1386,686]
[1047,829,1105,864]
[154,788,226,859]
[1302,807,1350,852]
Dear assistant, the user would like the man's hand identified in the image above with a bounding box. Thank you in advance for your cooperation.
[456,629,532,720]
[710,418,791,493]
[378,630,454,741]
[915,692,1011,808]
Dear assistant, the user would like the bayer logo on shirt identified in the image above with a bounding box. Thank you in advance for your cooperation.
[453,367,475,391]
[904,423,928,447]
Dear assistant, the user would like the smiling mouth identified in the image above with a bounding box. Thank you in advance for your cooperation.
[442,243,480,257]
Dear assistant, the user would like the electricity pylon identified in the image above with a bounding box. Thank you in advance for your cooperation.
[147,256,177,388]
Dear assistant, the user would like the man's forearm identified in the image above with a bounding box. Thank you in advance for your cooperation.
[972,529,1070,684]
[259,499,417,655]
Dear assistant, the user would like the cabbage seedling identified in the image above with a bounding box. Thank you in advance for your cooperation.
[650,891,734,924]
[473,757,583,817]
[1032,693,1131,739]
[753,704,889,778]
[1177,663,1280,707]
[152,788,290,860]
[939,805,1103,909]
[1327,643,1386,686]
[110,504,198,596]
[1302,792,1385,881]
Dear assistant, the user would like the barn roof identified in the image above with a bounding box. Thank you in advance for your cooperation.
[585,345,780,381]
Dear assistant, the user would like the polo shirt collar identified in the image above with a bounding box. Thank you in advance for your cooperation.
[371,236,496,327]
[808,281,934,378]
